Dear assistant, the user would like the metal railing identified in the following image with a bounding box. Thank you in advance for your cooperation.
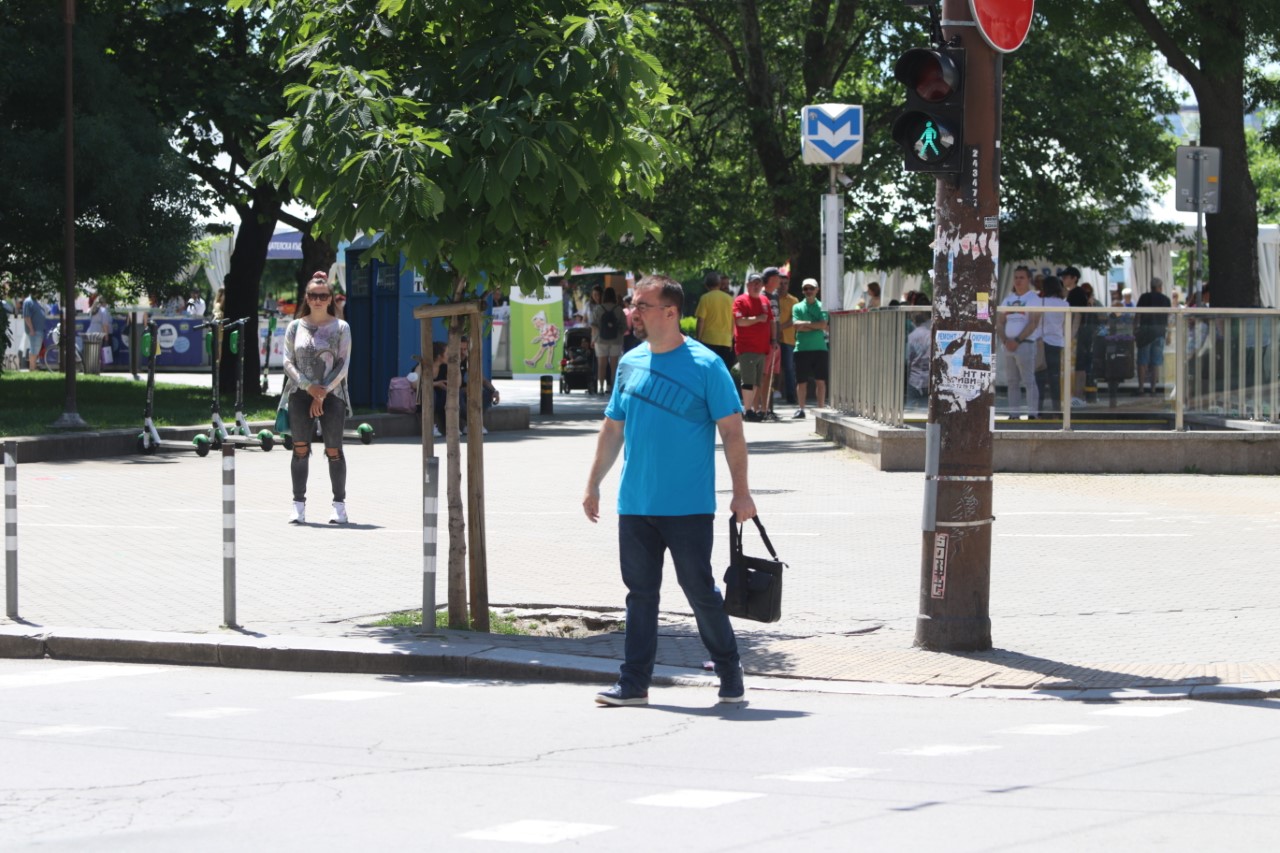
[829,305,1280,430]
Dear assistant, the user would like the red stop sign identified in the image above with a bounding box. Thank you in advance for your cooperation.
[970,0,1034,53]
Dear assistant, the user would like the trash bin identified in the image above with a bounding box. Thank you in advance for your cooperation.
[82,332,104,375]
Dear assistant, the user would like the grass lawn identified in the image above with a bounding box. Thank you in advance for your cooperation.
[0,371,279,437]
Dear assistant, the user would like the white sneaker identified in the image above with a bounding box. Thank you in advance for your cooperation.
[481,426,488,435]
[289,501,305,524]
[329,501,348,524]
[432,425,442,437]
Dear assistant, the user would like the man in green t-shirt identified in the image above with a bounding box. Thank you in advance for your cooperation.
[790,278,829,418]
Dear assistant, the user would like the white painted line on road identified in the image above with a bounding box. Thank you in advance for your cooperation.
[1001,511,1148,516]
[459,820,614,844]
[1090,706,1192,718]
[21,523,180,530]
[629,789,764,809]
[0,664,171,689]
[998,533,1191,538]
[294,690,400,702]
[17,724,124,737]
[758,767,882,783]
[713,532,820,537]
[168,707,257,719]
[996,724,1102,736]
[886,744,1001,757]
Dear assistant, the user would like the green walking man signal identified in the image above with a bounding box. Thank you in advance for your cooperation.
[918,121,941,159]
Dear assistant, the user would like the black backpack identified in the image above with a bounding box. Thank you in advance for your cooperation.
[599,306,621,340]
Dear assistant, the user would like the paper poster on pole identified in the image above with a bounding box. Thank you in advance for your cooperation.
[509,284,564,377]
[933,330,993,411]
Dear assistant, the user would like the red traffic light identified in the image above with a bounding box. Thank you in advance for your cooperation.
[894,48,960,103]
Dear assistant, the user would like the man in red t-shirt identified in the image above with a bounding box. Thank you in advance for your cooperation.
[733,273,776,422]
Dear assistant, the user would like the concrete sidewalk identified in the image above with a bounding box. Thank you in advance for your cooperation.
[3,376,1279,700]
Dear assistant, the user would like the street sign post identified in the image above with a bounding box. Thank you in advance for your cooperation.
[801,104,864,165]
[1175,145,1221,214]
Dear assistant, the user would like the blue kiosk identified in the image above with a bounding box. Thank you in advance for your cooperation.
[343,234,492,409]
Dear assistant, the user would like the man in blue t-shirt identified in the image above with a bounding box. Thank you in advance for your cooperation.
[21,289,47,372]
[584,275,757,707]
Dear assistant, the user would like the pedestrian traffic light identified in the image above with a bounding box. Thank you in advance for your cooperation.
[891,46,964,175]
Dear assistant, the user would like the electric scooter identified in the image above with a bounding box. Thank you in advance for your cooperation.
[260,314,277,394]
[223,317,276,451]
[136,320,207,456]
[192,317,274,455]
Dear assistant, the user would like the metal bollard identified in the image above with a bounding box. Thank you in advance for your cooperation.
[540,375,553,414]
[4,441,17,619]
[221,444,238,628]
[422,455,440,631]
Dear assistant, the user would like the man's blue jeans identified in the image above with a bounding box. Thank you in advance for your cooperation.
[617,514,739,692]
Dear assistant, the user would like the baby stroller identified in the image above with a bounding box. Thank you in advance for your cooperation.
[560,326,596,393]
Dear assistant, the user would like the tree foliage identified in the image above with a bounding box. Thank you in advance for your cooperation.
[0,0,204,296]
[239,0,683,298]
[596,2,1181,279]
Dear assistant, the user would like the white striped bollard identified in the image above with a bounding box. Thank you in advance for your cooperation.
[4,441,17,619]
[222,444,238,628]
[422,455,439,630]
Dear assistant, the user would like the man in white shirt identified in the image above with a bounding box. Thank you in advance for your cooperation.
[998,265,1042,419]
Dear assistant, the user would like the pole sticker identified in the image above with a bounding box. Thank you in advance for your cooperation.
[933,330,994,411]
[931,532,949,599]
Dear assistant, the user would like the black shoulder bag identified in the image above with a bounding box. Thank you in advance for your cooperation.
[723,516,786,623]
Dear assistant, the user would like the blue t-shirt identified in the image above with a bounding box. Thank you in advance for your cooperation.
[604,337,742,516]
[22,297,46,333]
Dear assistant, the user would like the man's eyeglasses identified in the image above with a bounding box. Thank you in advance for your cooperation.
[307,292,332,301]
[631,301,670,313]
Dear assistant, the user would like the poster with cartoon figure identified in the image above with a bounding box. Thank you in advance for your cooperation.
[509,283,564,377]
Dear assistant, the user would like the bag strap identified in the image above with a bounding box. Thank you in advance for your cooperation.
[728,515,780,561]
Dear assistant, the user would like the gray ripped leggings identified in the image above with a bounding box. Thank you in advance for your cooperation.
[288,390,346,503]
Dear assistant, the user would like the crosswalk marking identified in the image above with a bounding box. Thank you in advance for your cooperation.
[628,789,764,809]
[996,724,1103,736]
[294,690,399,702]
[167,707,256,719]
[1091,706,1192,718]
[886,744,1001,757]
[17,724,124,737]
[459,820,613,844]
[0,664,170,690]
[758,767,881,783]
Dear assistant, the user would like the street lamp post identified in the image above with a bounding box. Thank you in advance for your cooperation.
[50,0,89,431]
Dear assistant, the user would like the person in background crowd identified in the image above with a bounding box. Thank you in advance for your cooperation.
[622,294,640,353]
[87,292,113,365]
[1121,286,1135,307]
[997,265,1042,419]
[186,289,207,317]
[733,273,775,422]
[1067,277,1096,406]
[22,287,47,372]
[1036,276,1069,414]
[592,288,626,394]
[694,271,735,374]
[791,278,829,418]
[776,272,799,406]
[280,272,352,526]
[865,281,881,309]
[905,309,932,405]
[1135,276,1171,396]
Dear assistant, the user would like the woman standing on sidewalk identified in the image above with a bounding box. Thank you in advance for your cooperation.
[280,272,352,525]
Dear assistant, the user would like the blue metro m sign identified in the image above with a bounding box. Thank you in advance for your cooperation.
[802,104,864,165]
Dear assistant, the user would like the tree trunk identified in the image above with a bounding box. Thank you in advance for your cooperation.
[1197,77,1260,307]
[221,189,280,396]
[445,313,468,629]
[295,231,337,305]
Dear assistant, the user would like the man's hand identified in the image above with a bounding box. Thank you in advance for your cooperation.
[309,398,324,418]
[1004,338,1019,352]
[729,493,757,523]
[583,488,601,523]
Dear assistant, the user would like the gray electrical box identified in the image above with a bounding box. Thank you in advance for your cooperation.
[1175,145,1220,213]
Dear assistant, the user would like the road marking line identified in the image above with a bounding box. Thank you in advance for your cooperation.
[886,744,1001,757]
[294,690,399,702]
[1091,706,1192,718]
[1001,511,1148,516]
[996,724,1103,736]
[0,664,170,690]
[458,820,614,844]
[167,707,257,719]
[758,767,881,783]
[17,724,124,737]
[629,789,764,809]
[998,533,1191,538]
[20,523,180,530]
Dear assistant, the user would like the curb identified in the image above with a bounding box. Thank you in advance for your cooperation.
[4,626,1278,702]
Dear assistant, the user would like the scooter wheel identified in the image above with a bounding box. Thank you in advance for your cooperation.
[282,435,293,451]
[136,433,155,455]
[209,433,222,450]
[259,430,274,451]
[193,435,211,457]
[358,424,374,444]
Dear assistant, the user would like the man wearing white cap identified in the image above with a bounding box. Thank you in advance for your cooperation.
[791,278,829,417]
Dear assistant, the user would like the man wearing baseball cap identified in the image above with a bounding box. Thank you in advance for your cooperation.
[733,273,775,421]
[791,279,829,417]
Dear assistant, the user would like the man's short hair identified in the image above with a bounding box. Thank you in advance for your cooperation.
[1150,276,1164,290]
[635,274,684,313]
[703,271,720,290]
[1061,266,1081,279]
[1014,264,1031,276]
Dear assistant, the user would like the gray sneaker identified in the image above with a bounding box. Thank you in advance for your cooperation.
[595,683,649,706]
[718,665,746,703]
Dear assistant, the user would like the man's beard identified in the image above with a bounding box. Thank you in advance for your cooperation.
[633,324,648,341]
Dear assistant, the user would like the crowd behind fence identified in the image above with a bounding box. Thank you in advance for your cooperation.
[828,305,1280,430]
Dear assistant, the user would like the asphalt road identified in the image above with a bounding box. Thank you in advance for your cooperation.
[2,659,1277,851]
